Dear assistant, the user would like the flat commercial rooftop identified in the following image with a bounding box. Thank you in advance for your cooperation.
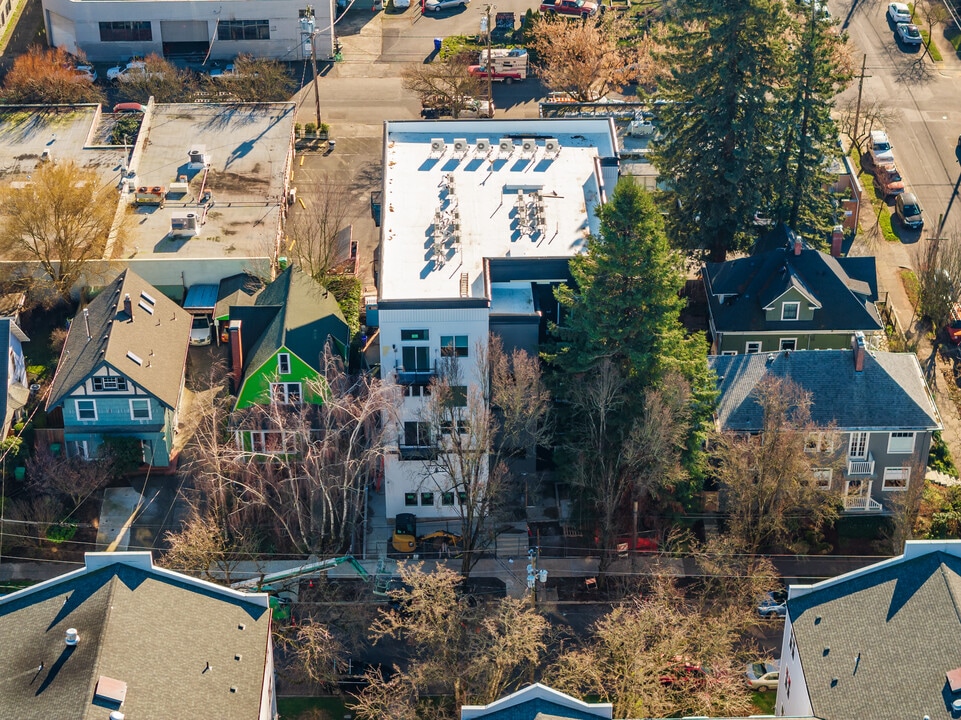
[121,103,295,262]
[380,118,619,302]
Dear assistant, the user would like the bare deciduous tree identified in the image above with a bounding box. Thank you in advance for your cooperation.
[359,563,549,714]
[161,511,255,583]
[0,46,104,105]
[275,618,347,689]
[418,336,550,575]
[915,236,961,333]
[834,95,898,155]
[713,376,843,554]
[116,53,197,104]
[285,173,353,282]
[201,54,296,102]
[401,52,484,117]
[25,450,113,512]
[529,14,641,101]
[0,160,121,300]
[877,459,927,554]
[916,0,950,62]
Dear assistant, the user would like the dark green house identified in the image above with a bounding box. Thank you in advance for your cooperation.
[704,230,882,355]
[228,268,349,451]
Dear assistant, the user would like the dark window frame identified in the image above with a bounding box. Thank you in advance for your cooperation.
[99,20,152,42]
[217,19,270,41]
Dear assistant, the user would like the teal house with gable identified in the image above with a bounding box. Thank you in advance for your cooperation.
[46,270,191,466]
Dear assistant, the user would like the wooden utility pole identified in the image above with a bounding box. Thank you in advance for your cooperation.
[306,5,323,128]
[484,4,494,118]
[852,54,869,151]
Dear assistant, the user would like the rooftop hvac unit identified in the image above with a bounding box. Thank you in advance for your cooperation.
[475,138,491,155]
[544,138,560,156]
[170,212,200,237]
[187,146,208,166]
[452,138,468,156]
[521,138,536,156]
[430,138,447,156]
[498,138,514,155]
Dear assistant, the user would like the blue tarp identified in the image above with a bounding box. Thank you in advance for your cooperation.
[183,284,218,313]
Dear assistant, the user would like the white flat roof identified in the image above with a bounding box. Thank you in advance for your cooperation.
[380,118,619,302]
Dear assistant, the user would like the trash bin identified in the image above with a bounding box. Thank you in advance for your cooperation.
[328,139,337,152]
[434,38,443,52]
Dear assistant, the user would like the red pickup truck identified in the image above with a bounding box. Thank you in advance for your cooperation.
[539,0,598,17]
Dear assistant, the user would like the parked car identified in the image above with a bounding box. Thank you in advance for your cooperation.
[896,23,923,45]
[113,102,145,113]
[873,162,905,197]
[895,191,924,229]
[757,590,787,618]
[887,2,911,22]
[421,96,493,118]
[425,0,469,11]
[745,661,779,692]
[189,316,213,346]
[75,64,97,81]
[209,63,236,78]
[659,658,707,687]
[866,130,895,166]
[945,305,961,344]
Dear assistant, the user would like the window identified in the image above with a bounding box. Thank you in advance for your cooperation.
[440,335,469,357]
[70,440,89,460]
[745,341,762,354]
[404,493,418,506]
[421,492,434,506]
[457,490,468,505]
[456,420,469,435]
[277,353,291,375]
[404,421,430,447]
[721,350,737,356]
[781,302,800,321]
[404,384,431,397]
[402,346,431,372]
[440,420,453,435]
[129,398,151,420]
[270,382,302,404]
[75,399,97,421]
[779,338,797,351]
[401,329,429,341]
[883,467,910,490]
[812,468,832,488]
[217,19,270,40]
[848,432,868,459]
[450,385,468,407]
[100,20,152,41]
[442,491,455,506]
[887,431,916,454]
[805,432,834,453]
[92,376,128,392]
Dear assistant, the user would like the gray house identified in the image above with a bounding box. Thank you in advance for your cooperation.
[704,230,883,355]
[708,339,942,514]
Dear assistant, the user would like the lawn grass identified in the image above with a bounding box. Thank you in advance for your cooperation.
[850,146,899,242]
[752,690,777,714]
[921,31,944,61]
[277,696,347,719]
[900,268,920,308]
[946,24,961,52]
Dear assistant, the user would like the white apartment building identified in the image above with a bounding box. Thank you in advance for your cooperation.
[42,0,335,63]
[377,119,620,521]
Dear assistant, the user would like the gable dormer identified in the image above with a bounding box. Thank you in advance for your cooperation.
[761,269,822,322]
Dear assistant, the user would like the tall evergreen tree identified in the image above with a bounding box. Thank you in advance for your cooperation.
[545,179,715,571]
[771,7,852,241]
[652,0,790,261]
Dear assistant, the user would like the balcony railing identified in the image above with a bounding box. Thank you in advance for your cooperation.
[847,453,875,475]
[843,495,883,512]
[396,369,437,386]
[398,444,438,461]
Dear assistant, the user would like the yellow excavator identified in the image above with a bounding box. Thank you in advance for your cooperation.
[392,513,462,554]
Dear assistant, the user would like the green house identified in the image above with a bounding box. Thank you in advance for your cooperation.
[227,268,349,449]
[704,228,883,355]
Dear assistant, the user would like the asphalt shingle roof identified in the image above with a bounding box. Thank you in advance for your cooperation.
[708,350,941,432]
[0,556,270,720]
[789,550,961,720]
[214,273,264,322]
[239,267,349,376]
[47,270,191,410]
[704,244,882,335]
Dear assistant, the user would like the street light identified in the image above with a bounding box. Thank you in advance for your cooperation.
[482,5,494,118]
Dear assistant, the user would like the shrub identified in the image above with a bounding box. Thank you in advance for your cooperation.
[305,122,317,135]
[110,114,143,146]
[929,431,958,476]
[100,436,144,476]
[326,275,362,336]
[46,523,77,543]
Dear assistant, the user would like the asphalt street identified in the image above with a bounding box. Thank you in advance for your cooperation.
[831,0,961,240]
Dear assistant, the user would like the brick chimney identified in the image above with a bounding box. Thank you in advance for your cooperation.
[229,319,244,392]
[831,225,844,258]
[123,293,133,321]
[851,331,866,372]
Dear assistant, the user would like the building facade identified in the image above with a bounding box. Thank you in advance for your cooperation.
[42,0,335,63]
[376,119,620,522]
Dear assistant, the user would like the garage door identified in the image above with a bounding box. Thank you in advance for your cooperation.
[160,20,208,42]
[47,11,77,55]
